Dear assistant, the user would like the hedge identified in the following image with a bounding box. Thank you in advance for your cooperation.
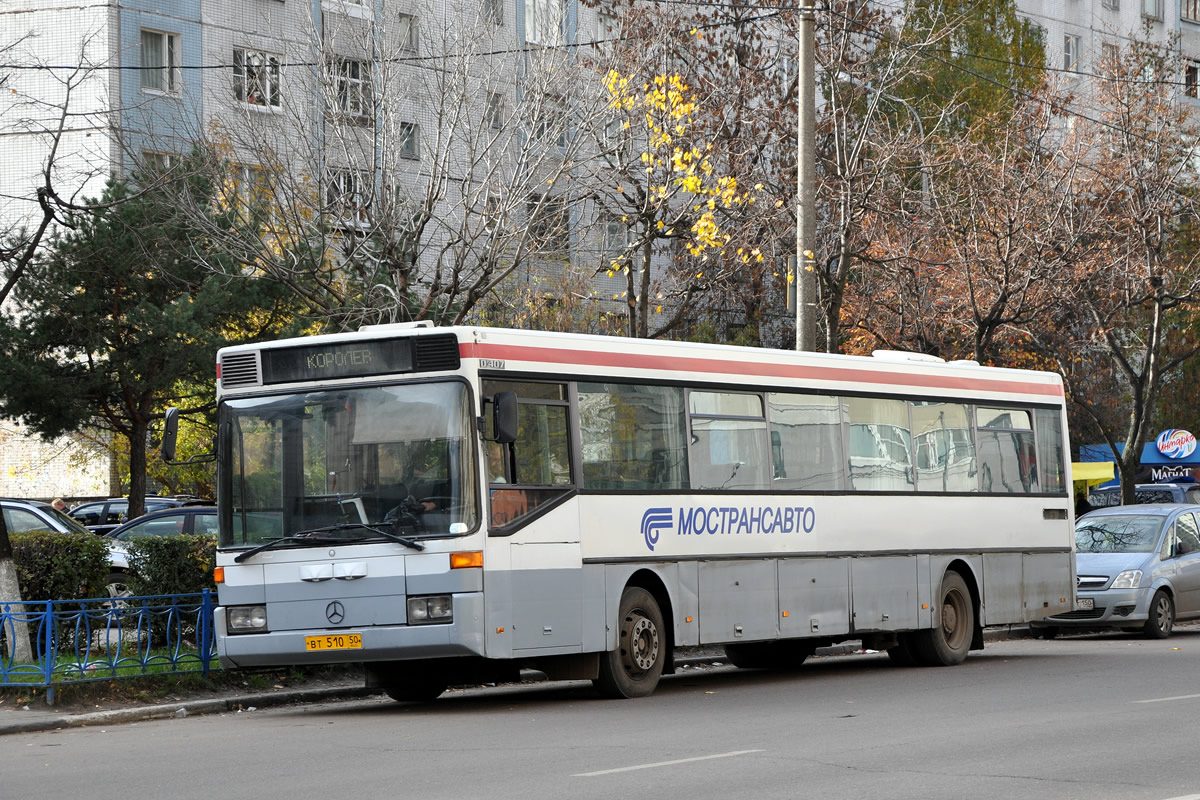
[124,535,217,597]
[8,530,111,602]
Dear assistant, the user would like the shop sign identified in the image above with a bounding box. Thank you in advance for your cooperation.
[1155,429,1197,460]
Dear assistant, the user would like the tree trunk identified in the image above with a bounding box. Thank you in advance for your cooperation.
[0,513,34,664]
[127,418,150,519]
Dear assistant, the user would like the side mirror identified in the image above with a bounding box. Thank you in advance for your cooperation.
[162,407,180,462]
[492,392,518,444]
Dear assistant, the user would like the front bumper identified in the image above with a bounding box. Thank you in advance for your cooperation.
[215,592,486,668]
[1038,586,1151,630]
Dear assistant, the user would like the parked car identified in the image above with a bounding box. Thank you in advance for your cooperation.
[1035,504,1200,639]
[1088,482,1200,508]
[0,497,93,536]
[68,496,185,535]
[104,506,219,574]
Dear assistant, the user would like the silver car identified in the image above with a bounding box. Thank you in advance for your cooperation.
[1035,504,1200,639]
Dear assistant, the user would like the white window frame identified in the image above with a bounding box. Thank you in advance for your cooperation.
[1187,61,1200,98]
[329,57,373,123]
[601,213,627,258]
[487,92,505,129]
[597,13,619,51]
[399,121,419,159]
[233,48,282,109]
[1184,0,1200,21]
[532,93,567,148]
[322,0,373,20]
[525,0,565,46]
[327,168,371,228]
[527,192,570,255]
[1063,34,1080,72]
[1102,0,1119,8]
[483,0,504,25]
[140,29,180,94]
[1143,0,1163,21]
[231,164,272,221]
[397,14,419,56]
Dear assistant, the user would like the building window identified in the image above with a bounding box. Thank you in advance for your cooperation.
[1143,0,1162,20]
[597,13,619,51]
[483,0,503,25]
[532,93,567,148]
[1102,0,1119,8]
[230,164,272,221]
[1187,61,1200,98]
[1185,0,1200,21]
[140,30,179,93]
[329,58,373,123]
[525,0,565,46]
[327,168,371,228]
[601,213,627,259]
[527,193,569,255]
[397,14,419,55]
[399,122,419,159]
[140,151,175,173]
[484,193,503,234]
[233,49,281,108]
[1101,43,1119,68]
[1063,34,1080,72]
[486,93,504,129]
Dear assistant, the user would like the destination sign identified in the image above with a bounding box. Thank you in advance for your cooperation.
[261,339,413,384]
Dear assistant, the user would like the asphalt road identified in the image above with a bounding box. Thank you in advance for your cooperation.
[6,632,1200,800]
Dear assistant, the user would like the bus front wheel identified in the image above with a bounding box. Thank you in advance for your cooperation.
[912,571,973,666]
[594,587,665,699]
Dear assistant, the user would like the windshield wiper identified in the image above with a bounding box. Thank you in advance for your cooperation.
[233,523,425,563]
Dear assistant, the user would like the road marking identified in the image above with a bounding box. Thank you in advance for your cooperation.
[1131,693,1200,704]
[574,749,763,777]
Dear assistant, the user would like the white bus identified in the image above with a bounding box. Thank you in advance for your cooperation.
[183,324,1075,700]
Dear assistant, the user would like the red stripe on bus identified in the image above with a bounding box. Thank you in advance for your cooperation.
[459,342,1064,398]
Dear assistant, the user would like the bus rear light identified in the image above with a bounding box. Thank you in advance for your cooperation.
[228,605,267,633]
[450,551,483,569]
[214,567,225,584]
[408,595,453,624]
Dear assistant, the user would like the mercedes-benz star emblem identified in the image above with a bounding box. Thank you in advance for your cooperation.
[326,601,345,625]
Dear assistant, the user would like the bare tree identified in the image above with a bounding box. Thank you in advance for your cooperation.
[1020,37,1200,502]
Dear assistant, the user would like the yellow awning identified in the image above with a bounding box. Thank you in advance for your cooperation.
[1072,461,1115,489]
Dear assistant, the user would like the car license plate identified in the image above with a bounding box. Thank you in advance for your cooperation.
[1076,597,1094,610]
[305,633,363,651]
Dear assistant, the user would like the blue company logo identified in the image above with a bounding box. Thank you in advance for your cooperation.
[641,505,816,552]
[641,508,674,552]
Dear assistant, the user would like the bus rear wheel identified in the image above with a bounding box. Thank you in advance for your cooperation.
[912,571,973,666]
[594,587,665,699]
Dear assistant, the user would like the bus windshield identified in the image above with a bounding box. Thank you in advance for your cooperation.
[218,381,479,548]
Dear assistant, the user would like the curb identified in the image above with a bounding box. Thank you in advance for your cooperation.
[0,684,376,736]
[0,626,1034,736]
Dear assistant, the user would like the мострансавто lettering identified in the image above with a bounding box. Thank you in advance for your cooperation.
[676,506,815,536]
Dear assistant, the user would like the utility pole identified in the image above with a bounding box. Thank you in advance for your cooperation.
[795,5,817,352]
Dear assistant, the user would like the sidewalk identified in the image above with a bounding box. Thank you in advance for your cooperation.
[0,626,1032,736]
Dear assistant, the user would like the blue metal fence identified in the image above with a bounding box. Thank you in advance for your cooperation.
[0,591,215,703]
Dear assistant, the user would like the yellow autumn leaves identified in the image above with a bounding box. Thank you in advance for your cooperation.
[604,70,753,263]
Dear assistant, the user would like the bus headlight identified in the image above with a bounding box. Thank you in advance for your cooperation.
[407,595,453,624]
[228,605,268,633]
[1111,570,1143,590]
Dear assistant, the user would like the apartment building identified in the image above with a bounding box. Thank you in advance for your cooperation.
[1017,0,1200,92]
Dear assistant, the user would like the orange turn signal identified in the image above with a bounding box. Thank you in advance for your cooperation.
[450,551,483,569]
[214,566,225,584]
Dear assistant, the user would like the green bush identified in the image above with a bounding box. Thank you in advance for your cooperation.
[9,531,110,602]
[125,535,217,596]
